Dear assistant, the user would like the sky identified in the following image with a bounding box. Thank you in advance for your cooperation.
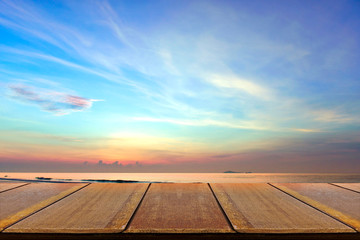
[0,0,359,173]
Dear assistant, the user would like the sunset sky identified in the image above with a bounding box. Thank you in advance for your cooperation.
[0,0,359,172]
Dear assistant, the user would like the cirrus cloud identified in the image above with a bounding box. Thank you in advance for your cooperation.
[8,84,102,115]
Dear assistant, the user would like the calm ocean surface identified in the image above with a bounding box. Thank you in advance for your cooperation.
[1,172,360,183]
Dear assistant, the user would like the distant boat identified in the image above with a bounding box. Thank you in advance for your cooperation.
[223,171,252,173]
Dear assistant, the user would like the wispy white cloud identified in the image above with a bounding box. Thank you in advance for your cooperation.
[98,0,137,50]
[313,109,354,123]
[8,84,102,115]
[291,128,325,133]
[205,74,272,100]
[0,46,126,83]
[132,116,269,130]
[0,0,358,133]
[0,0,91,53]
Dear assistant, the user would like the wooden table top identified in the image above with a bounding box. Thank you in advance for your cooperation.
[332,183,360,193]
[0,181,359,237]
[0,182,29,193]
[125,183,233,233]
[211,183,353,233]
[5,183,148,233]
[272,183,360,231]
[0,182,86,231]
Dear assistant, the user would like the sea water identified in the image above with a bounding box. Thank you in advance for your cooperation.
[1,172,360,183]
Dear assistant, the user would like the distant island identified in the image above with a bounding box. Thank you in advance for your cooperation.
[224,171,252,173]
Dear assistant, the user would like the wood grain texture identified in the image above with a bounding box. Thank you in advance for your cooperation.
[126,183,233,233]
[0,183,30,193]
[0,183,86,232]
[1,233,360,240]
[5,183,149,233]
[331,183,360,193]
[272,183,360,232]
[211,183,354,233]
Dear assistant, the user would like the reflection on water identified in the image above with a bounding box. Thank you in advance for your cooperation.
[1,172,360,183]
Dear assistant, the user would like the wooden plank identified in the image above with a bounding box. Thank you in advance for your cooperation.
[272,183,360,232]
[2,233,360,240]
[126,183,233,233]
[331,183,360,193]
[0,182,87,231]
[0,183,30,193]
[211,183,354,233]
[5,183,149,233]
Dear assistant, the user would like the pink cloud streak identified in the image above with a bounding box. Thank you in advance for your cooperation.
[9,84,102,115]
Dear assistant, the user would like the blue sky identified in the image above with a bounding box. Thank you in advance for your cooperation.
[0,0,359,172]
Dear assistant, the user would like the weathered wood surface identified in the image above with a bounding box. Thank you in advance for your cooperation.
[5,183,149,233]
[0,183,29,193]
[210,183,354,233]
[126,183,233,233]
[1,233,360,240]
[272,183,360,232]
[1,182,359,236]
[0,182,86,232]
[331,183,360,193]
